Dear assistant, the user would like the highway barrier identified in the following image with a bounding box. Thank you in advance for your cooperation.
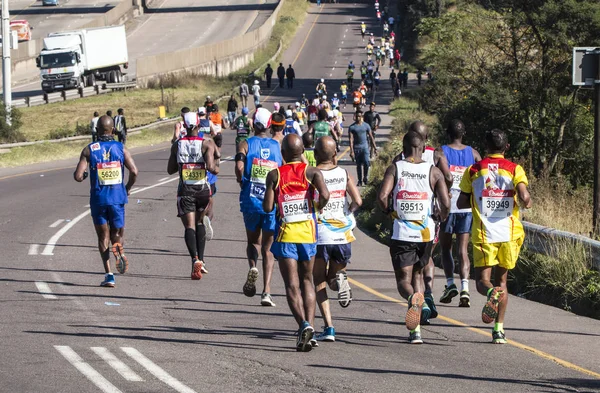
[11,82,136,108]
[136,1,285,86]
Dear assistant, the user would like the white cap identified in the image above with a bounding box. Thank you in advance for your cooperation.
[334,93,337,97]
[285,109,293,118]
[320,78,324,83]
[198,106,206,114]
[253,107,272,129]
[183,112,199,128]
[295,101,301,107]
[322,95,327,100]
[254,80,259,85]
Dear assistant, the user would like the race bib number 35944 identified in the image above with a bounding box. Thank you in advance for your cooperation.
[396,191,428,221]
[281,199,311,223]
[481,189,514,218]
[97,161,123,185]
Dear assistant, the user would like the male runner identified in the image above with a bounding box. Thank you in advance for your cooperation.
[457,129,531,344]
[74,115,138,287]
[263,134,330,352]
[172,107,191,143]
[360,22,366,39]
[340,81,348,108]
[270,112,287,145]
[313,136,362,342]
[308,109,337,142]
[346,66,354,88]
[231,107,252,150]
[167,112,218,280]
[235,107,283,306]
[302,132,317,166]
[439,119,481,307]
[349,109,377,186]
[378,131,450,344]
[209,104,227,151]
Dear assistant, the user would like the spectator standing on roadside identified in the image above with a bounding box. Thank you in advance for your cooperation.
[252,80,261,108]
[264,64,274,88]
[348,109,377,187]
[90,111,100,142]
[402,68,409,88]
[227,94,238,124]
[390,69,397,89]
[106,110,113,118]
[240,81,249,107]
[114,108,128,145]
[277,63,285,88]
[286,64,296,89]
[417,70,423,86]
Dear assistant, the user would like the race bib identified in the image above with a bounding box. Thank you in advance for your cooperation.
[320,189,346,218]
[450,165,466,190]
[97,161,122,186]
[353,96,360,104]
[396,191,428,221]
[281,198,312,223]
[481,189,514,218]
[309,113,318,121]
[181,163,207,185]
[250,158,277,199]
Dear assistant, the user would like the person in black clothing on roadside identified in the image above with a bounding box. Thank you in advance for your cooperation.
[114,108,128,144]
[286,65,296,89]
[277,63,285,88]
[264,64,274,88]
[227,94,238,125]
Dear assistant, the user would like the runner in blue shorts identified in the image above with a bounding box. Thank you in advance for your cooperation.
[235,107,283,306]
[74,115,138,287]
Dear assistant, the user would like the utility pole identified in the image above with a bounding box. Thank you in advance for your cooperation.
[1,0,12,125]
[594,58,600,236]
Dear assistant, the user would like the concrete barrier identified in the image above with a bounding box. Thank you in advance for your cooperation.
[136,0,284,85]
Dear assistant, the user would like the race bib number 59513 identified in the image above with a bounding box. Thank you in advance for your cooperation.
[396,191,428,221]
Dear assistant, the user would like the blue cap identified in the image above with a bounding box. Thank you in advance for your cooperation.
[242,107,249,115]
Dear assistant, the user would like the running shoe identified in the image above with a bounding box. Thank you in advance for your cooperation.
[310,338,319,348]
[260,292,276,307]
[458,290,471,308]
[409,330,423,344]
[439,283,459,304]
[421,302,431,325]
[203,215,214,241]
[243,267,259,297]
[112,243,128,274]
[492,330,507,344]
[100,273,115,288]
[406,293,424,331]
[482,287,506,324]
[296,322,314,352]
[191,259,203,280]
[316,326,335,342]
[336,271,352,308]
[424,293,438,319]
[201,261,208,274]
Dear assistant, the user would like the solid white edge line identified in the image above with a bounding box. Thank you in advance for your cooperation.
[55,346,122,393]
[122,347,197,393]
[49,219,64,228]
[35,281,57,299]
[28,244,39,255]
[158,177,170,182]
[91,347,144,382]
[41,210,90,256]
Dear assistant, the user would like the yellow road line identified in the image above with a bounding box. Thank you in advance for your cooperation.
[292,5,323,65]
[348,277,600,379]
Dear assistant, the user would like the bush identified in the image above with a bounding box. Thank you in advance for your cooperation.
[0,103,25,143]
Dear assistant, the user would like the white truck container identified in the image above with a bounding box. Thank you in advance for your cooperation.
[36,25,128,93]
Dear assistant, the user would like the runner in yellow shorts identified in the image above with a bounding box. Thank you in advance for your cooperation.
[457,129,532,344]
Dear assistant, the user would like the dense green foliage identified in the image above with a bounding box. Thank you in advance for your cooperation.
[0,104,24,143]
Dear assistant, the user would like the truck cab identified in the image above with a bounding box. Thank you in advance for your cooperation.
[37,35,83,93]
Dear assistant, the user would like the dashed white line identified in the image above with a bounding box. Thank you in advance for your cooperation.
[332,67,335,70]
[42,210,90,256]
[28,244,39,255]
[91,347,144,382]
[35,281,57,299]
[122,347,197,393]
[55,346,121,393]
[49,219,64,228]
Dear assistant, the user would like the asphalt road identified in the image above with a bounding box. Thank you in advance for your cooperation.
[1,2,600,393]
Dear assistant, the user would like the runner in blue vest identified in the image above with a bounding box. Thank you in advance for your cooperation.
[235,107,284,307]
[439,119,481,307]
[284,110,302,136]
[74,115,138,287]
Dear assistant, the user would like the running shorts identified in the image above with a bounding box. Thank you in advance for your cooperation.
[389,240,433,270]
[243,212,277,233]
[316,243,351,264]
[177,195,210,217]
[271,242,317,262]
[441,212,472,235]
[472,236,524,270]
[91,204,125,228]
[213,133,223,148]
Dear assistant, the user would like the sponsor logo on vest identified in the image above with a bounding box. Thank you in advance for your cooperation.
[261,148,271,160]
[325,177,345,185]
[399,191,427,199]
[401,171,426,180]
[484,189,512,197]
[283,192,306,201]
[91,143,100,151]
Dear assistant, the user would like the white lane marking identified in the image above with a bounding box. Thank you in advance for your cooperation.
[122,347,197,393]
[84,204,90,208]
[130,187,140,192]
[339,48,341,51]
[42,210,90,256]
[130,177,177,195]
[335,61,337,64]
[332,67,335,70]
[55,346,122,393]
[29,244,39,255]
[49,219,64,228]
[91,347,144,382]
[35,281,57,299]
[158,177,170,182]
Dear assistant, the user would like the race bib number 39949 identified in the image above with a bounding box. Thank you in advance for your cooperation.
[481,189,514,218]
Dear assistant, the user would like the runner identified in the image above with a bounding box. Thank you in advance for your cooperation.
[316,79,327,97]
[340,81,348,108]
[252,80,261,108]
[302,132,317,166]
[374,67,381,91]
[294,102,306,131]
[307,98,319,128]
[231,107,252,150]
[352,88,362,111]
[346,65,354,89]
[377,131,450,344]
[284,110,302,136]
[263,134,330,352]
[457,129,531,344]
[360,22,366,39]
[308,109,338,145]
[74,115,138,287]
[209,104,227,151]
[167,112,218,280]
[366,42,374,60]
[235,107,283,306]
[360,61,367,81]
[439,119,481,307]
[313,136,362,342]
[359,82,368,107]
[331,94,340,110]
[270,112,287,145]
[172,107,190,143]
[349,109,377,186]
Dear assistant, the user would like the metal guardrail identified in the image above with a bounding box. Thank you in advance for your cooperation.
[12,82,137,108]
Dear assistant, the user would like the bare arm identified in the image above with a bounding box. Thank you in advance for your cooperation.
[516,182,532,209]
[203,142,216,174]
[167,143,179,175]
[73,146,90,182]
[262,169,278,213]
[172,123,181,143]
[328,124,338,143]
[235,140,249,185]
[346,172,362,213]
[457,192,471,210]
[431,167,450,222]
[377,164,396,212]
[368,129,377,154]
[122,148,138,194]
[307,166,329,209]
[348,129,355,158]
[472,148,482,162]
[435,148,453,189]
[209,121,217,137]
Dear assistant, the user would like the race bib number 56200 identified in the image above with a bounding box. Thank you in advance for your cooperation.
[481,189,514,218]
[97,161,122,185]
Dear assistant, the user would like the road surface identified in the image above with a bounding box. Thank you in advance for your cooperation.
[1,2,599,392]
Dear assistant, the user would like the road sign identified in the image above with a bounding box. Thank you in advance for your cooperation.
[573,47,600,87]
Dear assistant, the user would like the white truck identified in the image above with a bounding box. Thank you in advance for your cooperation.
[36,25,129,93]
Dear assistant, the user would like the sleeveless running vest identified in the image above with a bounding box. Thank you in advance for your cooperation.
[284,119,297,136]
[176,136,209,197]
[303,148,316,167]
[313,121,330,140]
[89,140,127,206]
[235,116,250,144]
[240,136,283,213]
[315,166,356,245]
[442,145,476,213]
[198,118,210,137]
[392,160,435,242]
[209,113,222,134]
[275,162,317,243]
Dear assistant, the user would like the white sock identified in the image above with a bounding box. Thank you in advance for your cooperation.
[461,279,469,292]
[446,277,454,288]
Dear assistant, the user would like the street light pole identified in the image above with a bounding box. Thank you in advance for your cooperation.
[1,0,12,125]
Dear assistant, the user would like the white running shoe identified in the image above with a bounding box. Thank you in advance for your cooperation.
[336,271,352,308]
[203,215,214,241]
[261,292,276,307]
